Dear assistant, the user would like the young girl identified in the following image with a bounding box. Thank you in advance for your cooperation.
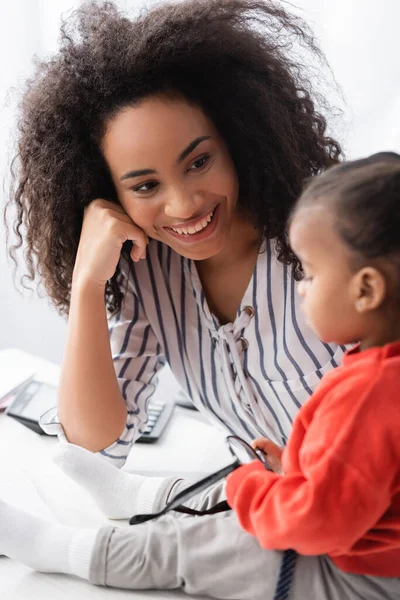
[1,152,399,599]
[227,150,400,596]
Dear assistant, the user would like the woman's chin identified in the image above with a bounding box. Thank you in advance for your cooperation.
[170,240,225,261]
[164,230,228,261]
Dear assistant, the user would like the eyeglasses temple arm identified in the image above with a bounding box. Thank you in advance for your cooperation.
[166,459,241,511]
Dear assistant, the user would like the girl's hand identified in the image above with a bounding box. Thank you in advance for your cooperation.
[251,437,284,474]
[72,199,148,288]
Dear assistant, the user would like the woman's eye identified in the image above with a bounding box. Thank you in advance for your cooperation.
[303,276,313,283]
[131,181,158,194]
[188,154,210,171]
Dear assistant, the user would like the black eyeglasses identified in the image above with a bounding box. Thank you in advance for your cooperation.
[129,435,271,526]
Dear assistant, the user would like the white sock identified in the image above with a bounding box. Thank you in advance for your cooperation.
[53,443,169,519]
[0,499,98,579]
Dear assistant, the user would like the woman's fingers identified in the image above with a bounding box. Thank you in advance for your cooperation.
[130,242,147,263]
[73,198,149,286]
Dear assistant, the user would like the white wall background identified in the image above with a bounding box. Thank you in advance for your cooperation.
[1,0,399,365]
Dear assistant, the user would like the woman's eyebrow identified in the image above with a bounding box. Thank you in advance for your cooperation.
[176,135,211,164]
[120,135,211,181]
[120,168,156,181]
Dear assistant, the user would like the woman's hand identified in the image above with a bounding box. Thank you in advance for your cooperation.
[72,199,148,288]
[251,437,284,475]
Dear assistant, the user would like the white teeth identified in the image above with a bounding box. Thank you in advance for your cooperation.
[172,209,214,235]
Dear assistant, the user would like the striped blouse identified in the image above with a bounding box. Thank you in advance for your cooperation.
[96,237,345,465]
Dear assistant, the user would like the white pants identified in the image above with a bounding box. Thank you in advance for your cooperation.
[87,478,400,599]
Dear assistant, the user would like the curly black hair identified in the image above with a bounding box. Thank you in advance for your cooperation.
[5,0,343,315]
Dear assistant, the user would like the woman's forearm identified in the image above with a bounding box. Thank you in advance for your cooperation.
[58,279,127,452]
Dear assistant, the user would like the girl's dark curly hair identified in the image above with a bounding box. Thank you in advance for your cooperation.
[293,152,400,264]
[5,0,343,316]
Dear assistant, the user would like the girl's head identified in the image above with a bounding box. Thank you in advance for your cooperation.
[7,0,342,315]
[289,152,400,349]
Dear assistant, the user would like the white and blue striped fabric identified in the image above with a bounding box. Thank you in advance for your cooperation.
[100,237,345,465]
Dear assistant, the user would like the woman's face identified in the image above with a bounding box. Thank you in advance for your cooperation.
[101,95,240,260]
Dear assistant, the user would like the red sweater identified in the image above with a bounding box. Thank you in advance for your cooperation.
[226,342,400,577]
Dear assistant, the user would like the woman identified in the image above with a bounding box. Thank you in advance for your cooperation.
[6,0,344,509]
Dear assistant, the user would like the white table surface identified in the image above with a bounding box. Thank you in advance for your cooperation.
[0,349,233,600]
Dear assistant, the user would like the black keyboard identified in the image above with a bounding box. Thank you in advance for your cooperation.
[136,400,175,443]
[4,377,175,443]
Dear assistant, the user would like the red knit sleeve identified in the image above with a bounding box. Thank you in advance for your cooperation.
[226,363,398,555]
[226,452,392,554]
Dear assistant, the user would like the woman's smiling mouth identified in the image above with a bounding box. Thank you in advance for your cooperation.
[164,204,220,243]
[171,208,214,235]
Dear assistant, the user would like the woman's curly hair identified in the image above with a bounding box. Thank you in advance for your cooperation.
[5,0,343,316]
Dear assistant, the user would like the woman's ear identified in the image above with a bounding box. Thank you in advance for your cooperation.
[352,267,386,313]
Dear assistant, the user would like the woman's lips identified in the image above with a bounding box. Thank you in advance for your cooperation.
[170,208,215,235]
[164,203,221,243]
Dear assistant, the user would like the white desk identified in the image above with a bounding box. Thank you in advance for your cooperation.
[0,349,233,599]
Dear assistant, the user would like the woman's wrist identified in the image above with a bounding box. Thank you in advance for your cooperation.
[71,272,106,300]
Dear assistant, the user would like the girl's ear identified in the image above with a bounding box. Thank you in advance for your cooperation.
[352,267,386,313]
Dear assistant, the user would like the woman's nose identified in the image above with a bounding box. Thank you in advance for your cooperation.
[164,187,198,219]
